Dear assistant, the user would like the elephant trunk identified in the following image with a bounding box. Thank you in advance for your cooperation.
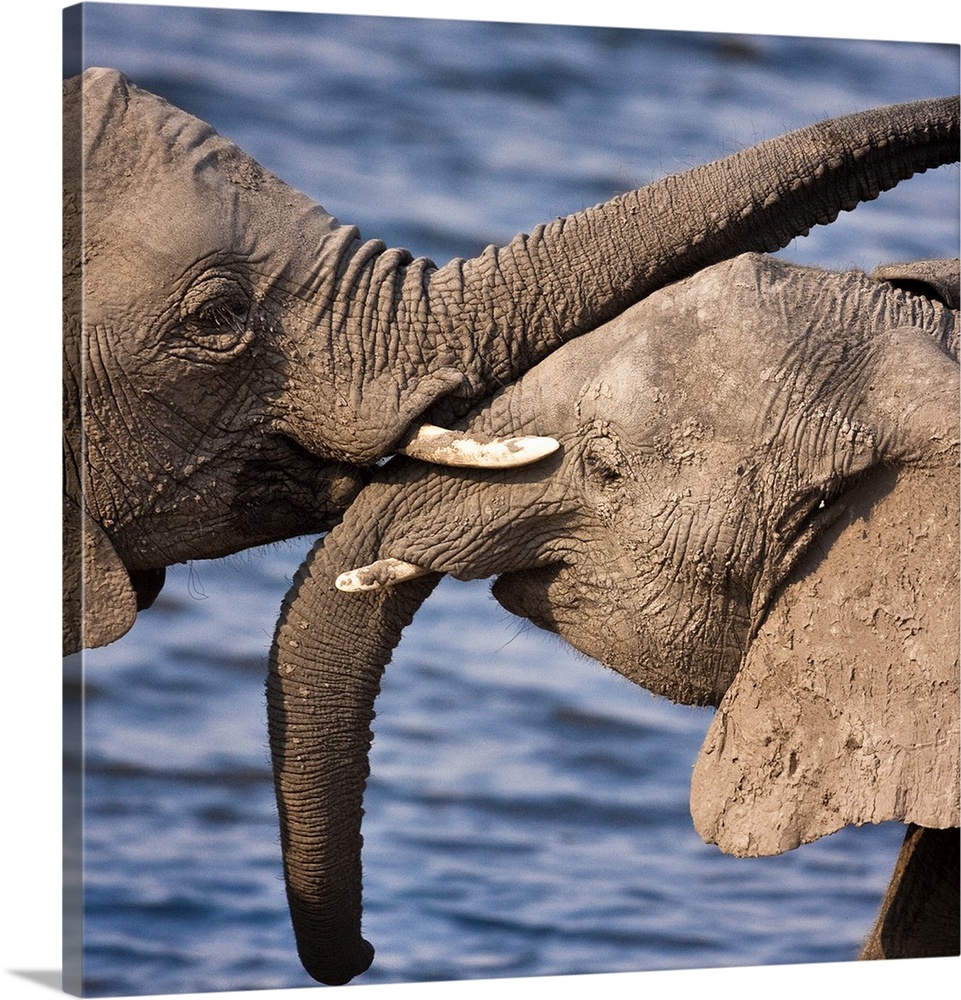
[309,96,959,459]
[437,96,960,350]
[267,507,440,985]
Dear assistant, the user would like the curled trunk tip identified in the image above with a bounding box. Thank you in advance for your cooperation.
[293,926,374,985]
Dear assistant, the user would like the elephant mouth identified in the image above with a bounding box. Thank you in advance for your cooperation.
[491,563,568,633]
[129,567,167,610]
[492,555,749,707]
[232,434,371,545]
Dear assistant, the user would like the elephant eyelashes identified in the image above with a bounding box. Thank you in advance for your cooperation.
[175,274,257,360]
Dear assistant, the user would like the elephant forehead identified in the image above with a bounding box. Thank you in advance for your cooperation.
[468,257,794,438]
[551,276,775,422]
[579,258,880,436]
[567,326,729,433]
[83,68,291,202]
[78,69,335,325]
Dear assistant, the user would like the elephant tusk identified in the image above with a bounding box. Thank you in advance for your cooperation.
[397,423,559,468]
[335,558,434,592]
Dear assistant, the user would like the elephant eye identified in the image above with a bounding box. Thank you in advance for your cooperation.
[583,434,623,483]
[175,274,256,359]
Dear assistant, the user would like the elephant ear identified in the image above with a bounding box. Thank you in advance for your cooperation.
[690,460,959,857]
[870,259,959,359]
[871,258,960,311]
[63,496,139,655]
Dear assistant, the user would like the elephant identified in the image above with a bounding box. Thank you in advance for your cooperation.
[267,251,959,983]
[62,67,960,657]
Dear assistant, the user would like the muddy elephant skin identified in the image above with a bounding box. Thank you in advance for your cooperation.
[269,252,959,982]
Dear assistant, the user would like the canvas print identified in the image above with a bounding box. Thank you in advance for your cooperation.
[63,2,960,996]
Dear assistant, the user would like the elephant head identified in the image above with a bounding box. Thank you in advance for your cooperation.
[267,252,959,982]
[62,67,959,655]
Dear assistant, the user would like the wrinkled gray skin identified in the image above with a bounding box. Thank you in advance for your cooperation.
[62,68,960,656]
[269,253,959,983]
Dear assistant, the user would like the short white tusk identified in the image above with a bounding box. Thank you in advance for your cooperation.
[335,558,433,592]
[397,423,559,468]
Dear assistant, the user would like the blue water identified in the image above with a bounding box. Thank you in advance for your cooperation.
[67,5,960,996]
